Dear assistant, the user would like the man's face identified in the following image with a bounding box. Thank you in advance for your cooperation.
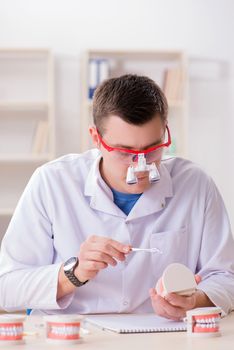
[90,115,166,194]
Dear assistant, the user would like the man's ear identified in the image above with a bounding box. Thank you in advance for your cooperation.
[89,126,100,148]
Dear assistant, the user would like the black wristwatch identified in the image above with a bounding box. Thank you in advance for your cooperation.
[63,257,88,287]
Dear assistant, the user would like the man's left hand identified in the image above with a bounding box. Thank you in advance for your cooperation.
[149,289,214,321]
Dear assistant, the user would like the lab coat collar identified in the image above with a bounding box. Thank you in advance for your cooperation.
[84,154,173,220]
[84,154,126,218]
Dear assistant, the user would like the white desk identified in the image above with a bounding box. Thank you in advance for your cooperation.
[2,312,234,350]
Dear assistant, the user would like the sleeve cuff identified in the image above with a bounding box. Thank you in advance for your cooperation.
[197,280,233,316]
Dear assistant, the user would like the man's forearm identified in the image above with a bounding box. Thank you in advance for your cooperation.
[195,290,215,308]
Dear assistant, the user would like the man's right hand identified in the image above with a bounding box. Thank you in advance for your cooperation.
[75,235,130,282]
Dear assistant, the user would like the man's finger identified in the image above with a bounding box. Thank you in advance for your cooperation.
[150,290,185,320]
[164,293,195,309]
[90,241,128,261]
[83,251,117,266]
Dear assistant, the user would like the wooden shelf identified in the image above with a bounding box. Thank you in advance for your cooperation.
[87,49,185,61]
[0,102,49,112]
[0,208,14,216]
[0,154,53,163]
[0,48,51,59]
[0,48,55,239]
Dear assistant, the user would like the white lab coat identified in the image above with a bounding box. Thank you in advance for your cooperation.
[0,149,234,315]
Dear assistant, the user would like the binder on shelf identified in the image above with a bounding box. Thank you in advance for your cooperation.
[88,58,109,99]
[32,120,49,154]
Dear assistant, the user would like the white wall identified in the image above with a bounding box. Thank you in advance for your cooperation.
[1,0,234,228]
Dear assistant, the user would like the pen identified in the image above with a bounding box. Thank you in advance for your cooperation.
[130,247,162,254]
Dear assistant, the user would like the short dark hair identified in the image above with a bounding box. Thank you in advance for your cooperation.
[93,74,168,134]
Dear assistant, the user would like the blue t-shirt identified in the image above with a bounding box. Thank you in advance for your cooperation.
[111,188,142,215]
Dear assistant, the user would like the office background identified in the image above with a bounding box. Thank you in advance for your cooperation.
[0,0,234,232]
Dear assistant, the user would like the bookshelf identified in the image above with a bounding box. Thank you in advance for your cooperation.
[0,48,55,241]
[80,50,188,157]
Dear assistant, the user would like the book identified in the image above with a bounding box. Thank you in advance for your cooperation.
[85,314,187,334]
[88,59,99,99]
[163,67,184,103]
[88,58,109,99]
[32,120,49,154]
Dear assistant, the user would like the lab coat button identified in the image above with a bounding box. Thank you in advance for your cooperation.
[123,300,129,306]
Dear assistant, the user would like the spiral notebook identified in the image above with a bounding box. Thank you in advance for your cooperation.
[85,314,187,333]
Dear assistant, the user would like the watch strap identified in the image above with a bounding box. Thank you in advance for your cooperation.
[64,258,89,287]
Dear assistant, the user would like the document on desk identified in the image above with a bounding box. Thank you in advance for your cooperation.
[85,314,187,333]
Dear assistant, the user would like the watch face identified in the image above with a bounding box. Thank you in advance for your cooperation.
[64,257,77,272]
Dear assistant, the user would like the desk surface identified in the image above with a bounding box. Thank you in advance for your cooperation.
[2,312,234,350]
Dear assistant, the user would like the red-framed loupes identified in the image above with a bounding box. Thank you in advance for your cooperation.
[97,125,171,164]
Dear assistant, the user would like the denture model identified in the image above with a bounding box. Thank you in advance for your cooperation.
[185,307,222,337]
[0,314,25,344]
[44,315,83,344]
[155,263,197,297]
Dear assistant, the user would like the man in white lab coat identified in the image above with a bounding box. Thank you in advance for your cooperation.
[0,74,234,318]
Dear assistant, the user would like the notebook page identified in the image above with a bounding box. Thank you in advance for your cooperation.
[85,314,187,333]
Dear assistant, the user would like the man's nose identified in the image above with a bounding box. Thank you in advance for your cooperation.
[136,171,148,177]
